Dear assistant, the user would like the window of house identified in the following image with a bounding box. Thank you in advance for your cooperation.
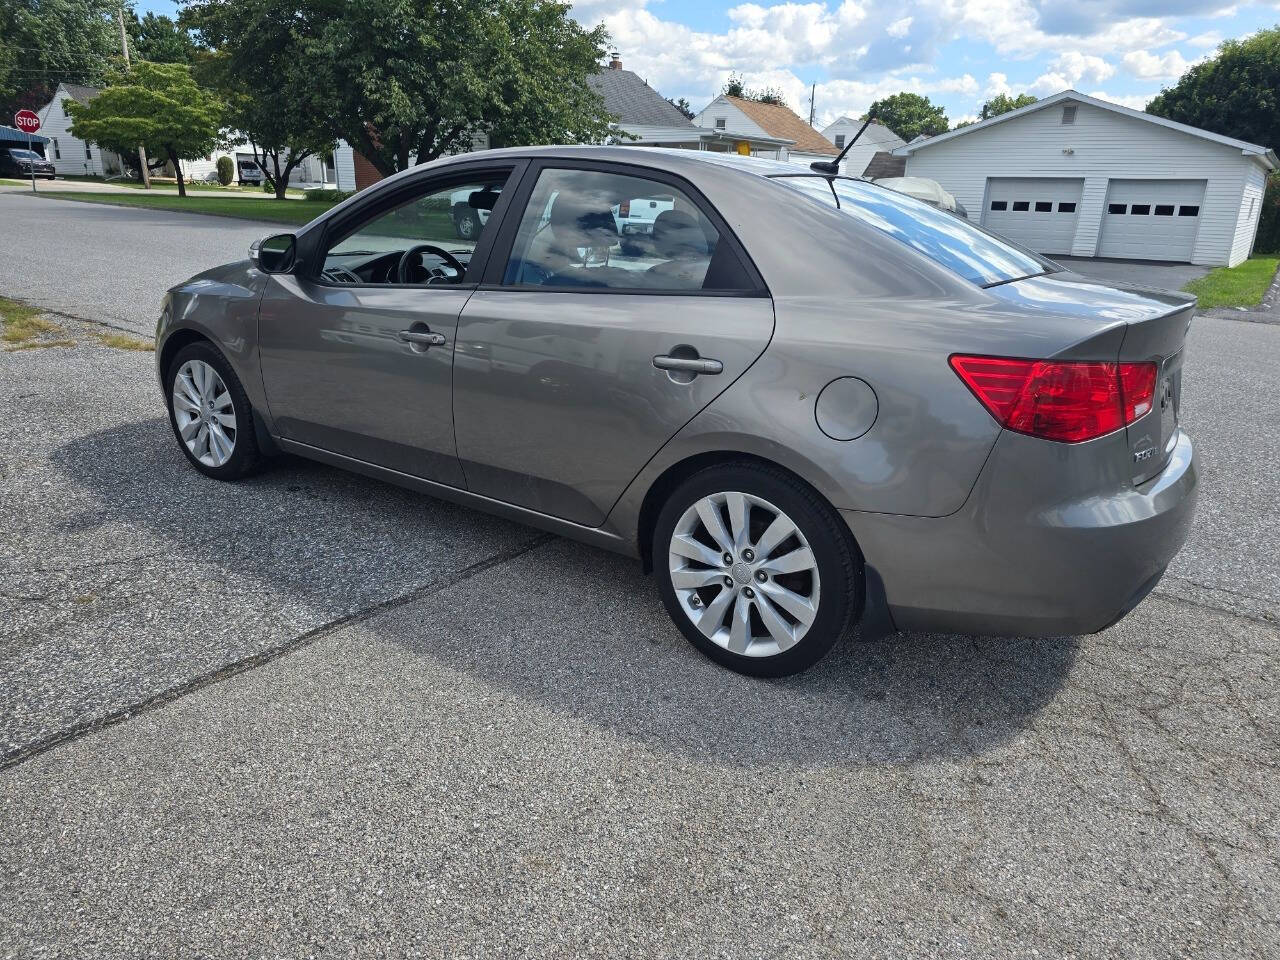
[52,138,60,160]
[1154,205,1174,216]
[1012,200,1029,211]
[1058,202,1076,213]
[502,167,753,293]
[84,142,92,159]
[834,134,846,148]
[1108,203,1126,214]
[1034,201,1052,212]
[714,117,726,130]
[990,200,1008,211]
[1130,204,1151,215]
[1061,105,1077,124]
[1178,205,1199,217]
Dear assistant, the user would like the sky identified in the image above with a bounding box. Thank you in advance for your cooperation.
[139,0,1279,128]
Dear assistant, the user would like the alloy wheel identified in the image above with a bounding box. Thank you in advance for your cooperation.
[667,491,821,658]
[171,359,237,468]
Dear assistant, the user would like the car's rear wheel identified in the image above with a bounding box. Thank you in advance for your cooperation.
[166,341,261,481]
[654,462,862,676]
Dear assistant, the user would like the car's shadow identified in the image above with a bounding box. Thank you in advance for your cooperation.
[52,418,1078,769]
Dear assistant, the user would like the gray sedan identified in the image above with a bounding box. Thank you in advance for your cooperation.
[155,146,1197,676]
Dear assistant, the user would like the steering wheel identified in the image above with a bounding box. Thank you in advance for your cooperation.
[397,244,467,285]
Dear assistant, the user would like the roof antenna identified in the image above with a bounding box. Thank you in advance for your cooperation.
[810,110,875,176]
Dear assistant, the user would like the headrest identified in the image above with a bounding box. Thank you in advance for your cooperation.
[652,209,709,259]
[550,197,618,250]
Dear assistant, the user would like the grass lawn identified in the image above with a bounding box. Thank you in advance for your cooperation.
[1183,256,1280,310]
[35,190,341,226]
[1,295,65,349]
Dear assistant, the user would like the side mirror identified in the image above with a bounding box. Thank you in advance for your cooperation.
[250,233,297,273]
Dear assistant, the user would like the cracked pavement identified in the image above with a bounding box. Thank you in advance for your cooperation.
[2,196,1278,957]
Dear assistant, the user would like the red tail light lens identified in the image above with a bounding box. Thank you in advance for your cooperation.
[950,355,1158,443]
[619,200,631,217]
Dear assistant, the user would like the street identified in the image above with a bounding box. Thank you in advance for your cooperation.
[2,192,1279,957]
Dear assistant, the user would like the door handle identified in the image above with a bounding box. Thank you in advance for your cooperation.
[399,329,447,348]
[653,355,723,375]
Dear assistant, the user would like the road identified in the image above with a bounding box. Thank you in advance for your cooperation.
[0,189,290,334]
[2,192,1278,957]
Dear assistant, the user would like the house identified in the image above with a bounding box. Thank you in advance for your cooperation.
[893,90,1277,266]
[820,117,906,177]
[37,83,125,177]
[587,56,787,155]
[692,95,838,167]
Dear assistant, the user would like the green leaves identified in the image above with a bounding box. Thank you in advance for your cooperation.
[1146,27,1280,153]
[65,61,224,193]
[980,93,1037,121]
[866,92,949,142]
[308,0,612,174]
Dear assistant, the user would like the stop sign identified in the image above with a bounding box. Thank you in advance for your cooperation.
[14,109,40,133]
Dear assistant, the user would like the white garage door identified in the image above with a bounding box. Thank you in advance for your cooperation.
[1098,179,1205,262]
[983,178,1084,255]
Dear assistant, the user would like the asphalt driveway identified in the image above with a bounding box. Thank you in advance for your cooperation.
[2,193,1279,957]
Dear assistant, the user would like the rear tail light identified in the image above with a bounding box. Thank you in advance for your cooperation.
[619,200,631,217]
[949,355,1158,443]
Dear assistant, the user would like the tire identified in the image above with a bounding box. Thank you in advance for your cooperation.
[165,340,263,481]
[454,208,480,240]
[653,462,862,677]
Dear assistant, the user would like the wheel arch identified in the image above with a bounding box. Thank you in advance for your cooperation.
[158,327,214,381]
[636,450,859,574]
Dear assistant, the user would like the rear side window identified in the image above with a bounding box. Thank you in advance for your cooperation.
[502,167,754,292]
[774,175,1047,286]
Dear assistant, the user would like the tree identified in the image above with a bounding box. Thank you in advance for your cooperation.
[65,61,223,196]
[1147,26,1280,156]
[126,12,200,64]
[0,0,119,119]
[667,96,695,120]
[980,92,1037,120]
[866,92,948,141]
[722,71,786,106]
[294,0,613,178]
[182,0,336,199]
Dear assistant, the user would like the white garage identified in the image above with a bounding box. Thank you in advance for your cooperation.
[984,177,1083,255]
[894,91,1276,266]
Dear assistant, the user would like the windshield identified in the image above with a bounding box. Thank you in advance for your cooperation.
[8,149,41,160]
[771,175,1049,286]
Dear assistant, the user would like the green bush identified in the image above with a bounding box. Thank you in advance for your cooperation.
[263,181,275,194]
[304,188,354,202]
[215,155,234,186]
[1255,172,1280,255]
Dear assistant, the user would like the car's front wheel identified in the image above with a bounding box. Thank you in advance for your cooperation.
[654,462,862,677]
[166,341,262,481]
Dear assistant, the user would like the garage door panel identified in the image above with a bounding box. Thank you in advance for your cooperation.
[1098,179,1205,262]
[982,177,1083,255]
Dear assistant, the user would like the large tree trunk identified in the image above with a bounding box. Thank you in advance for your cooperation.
[169,148,186,197]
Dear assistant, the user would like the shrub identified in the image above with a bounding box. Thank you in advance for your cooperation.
[304,188,354,202]
[1255,172,1280,255]
[215,155,233,186]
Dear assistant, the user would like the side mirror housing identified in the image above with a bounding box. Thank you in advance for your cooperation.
[250,233,297,274]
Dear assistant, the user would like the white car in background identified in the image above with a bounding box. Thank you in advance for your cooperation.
[873,176,969,219]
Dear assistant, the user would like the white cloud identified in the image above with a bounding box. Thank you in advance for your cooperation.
[1086,89,1155,110]
[984,72,1012,97]
[1122,49,1198,81]
[886,15,913,37]
[1187,31,1223,48]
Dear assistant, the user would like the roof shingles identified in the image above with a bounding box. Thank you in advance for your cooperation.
[587,70,694,128]
[724,96,837,156]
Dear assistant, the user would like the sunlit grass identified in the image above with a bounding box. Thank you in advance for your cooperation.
[1183,257,1279,310]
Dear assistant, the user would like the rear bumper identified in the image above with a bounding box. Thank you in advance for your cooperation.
[843,428,1197,637]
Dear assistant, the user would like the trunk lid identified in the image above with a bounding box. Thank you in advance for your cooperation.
[987,269,1194,483]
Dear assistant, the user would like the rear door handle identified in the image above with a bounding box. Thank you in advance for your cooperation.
[399,329,447,347]
[653,355,723,375]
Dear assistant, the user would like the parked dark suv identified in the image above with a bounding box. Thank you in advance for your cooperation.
[1,147,55,179]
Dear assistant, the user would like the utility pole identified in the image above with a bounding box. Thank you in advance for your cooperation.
[117,5,150,188]
[809,83,816,126]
